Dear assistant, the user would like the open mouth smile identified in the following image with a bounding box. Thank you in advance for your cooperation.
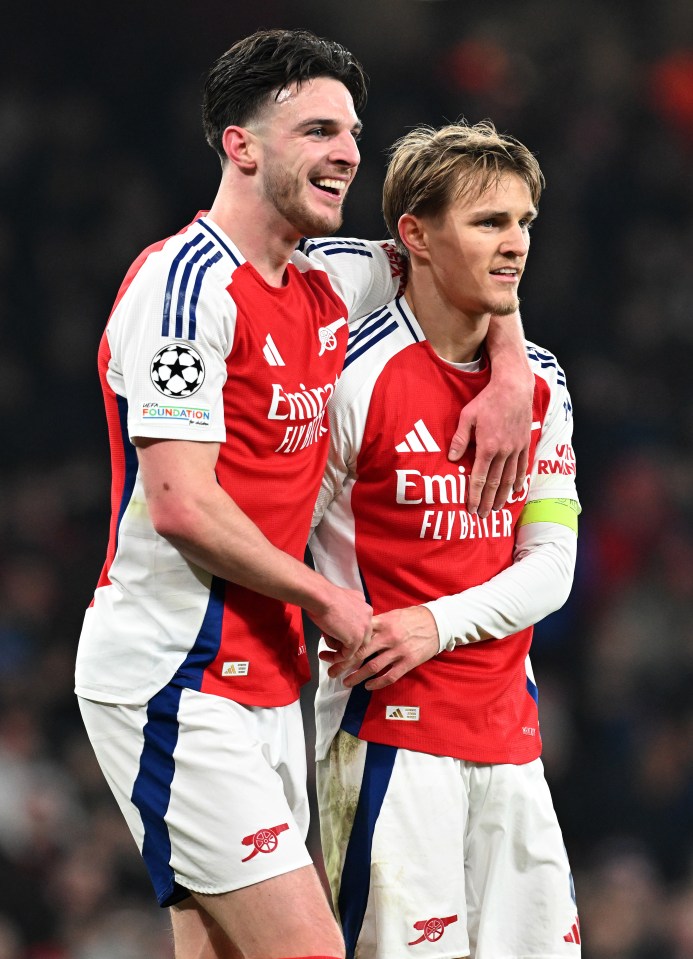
[490,267,520,282]
[310,177,347,200]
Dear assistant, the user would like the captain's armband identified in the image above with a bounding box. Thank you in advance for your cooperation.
[517,498,581,534]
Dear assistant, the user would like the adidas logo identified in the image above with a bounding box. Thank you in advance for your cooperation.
[395,419,440,453]
[222,661,250,676]
[563,917,581,945]
[385,705,420,721]
[263,334,285,367]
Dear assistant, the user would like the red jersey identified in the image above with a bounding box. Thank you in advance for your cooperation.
[310,295,579,763]
[75,216,401,707]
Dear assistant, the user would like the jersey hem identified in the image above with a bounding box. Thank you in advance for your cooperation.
[190,686,303,708]
[75,683,303,709]
[346,730,543,765]
[75,685,149,707]
[128,425,227,443]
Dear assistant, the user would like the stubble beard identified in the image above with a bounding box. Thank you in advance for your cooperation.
[263,164,343,238]
[489,293,521,317]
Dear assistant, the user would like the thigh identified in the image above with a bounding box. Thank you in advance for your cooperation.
[172,864,344,959]
[465,759,581,958]
[170,897,241,959]
[79,691,313,908]
[318,732,470,959]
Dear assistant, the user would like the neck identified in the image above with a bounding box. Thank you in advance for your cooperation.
[404,277,489,364]
[207,175,301,288]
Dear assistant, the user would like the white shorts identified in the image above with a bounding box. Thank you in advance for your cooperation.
[79,688,313,907]
[317,732,581,959]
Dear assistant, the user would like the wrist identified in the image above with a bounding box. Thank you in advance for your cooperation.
[300,570,337,618]
[490,350,532,382]
[422,601,454,653]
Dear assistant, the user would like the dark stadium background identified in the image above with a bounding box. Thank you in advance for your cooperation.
[2,1,693,955]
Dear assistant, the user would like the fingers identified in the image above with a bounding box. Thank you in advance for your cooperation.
[339,651,395,689]
[465,449,495,516]
[314,589,372,655]
[491,451,520,512]
[447,416,473,463]
[341,652,417,691]
[321,634,341,651]
[320,630,370,677]
[468,447,527,517]
[514,445,530,492]
[321,647,365,677]
[362,664,405,691]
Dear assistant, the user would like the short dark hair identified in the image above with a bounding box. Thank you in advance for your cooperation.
[202,28,369,160]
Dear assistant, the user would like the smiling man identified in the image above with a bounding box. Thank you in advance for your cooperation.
[311,122,582,959]
[74,31,537,959]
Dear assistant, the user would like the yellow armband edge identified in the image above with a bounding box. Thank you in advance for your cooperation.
[517,498,581,534]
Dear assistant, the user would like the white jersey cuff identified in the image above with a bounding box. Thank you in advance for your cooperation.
[423,520,577,653]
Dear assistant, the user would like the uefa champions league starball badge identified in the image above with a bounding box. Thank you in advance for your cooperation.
[150,343,205,398]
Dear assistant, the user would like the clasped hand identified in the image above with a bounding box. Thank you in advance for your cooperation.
[319,605,440,691]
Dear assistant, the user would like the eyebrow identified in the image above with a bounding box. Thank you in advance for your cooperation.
[295,117,363,135]
[473,207,538,220]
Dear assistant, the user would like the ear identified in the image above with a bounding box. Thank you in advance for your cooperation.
[221,125,259,173]
[398,213,429,261]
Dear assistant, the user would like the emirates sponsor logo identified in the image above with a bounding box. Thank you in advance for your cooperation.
[537,443,576,476]
[267,376,338,454]
[380,241,407,290]
[396,467,529,506]
[395,466,529,540]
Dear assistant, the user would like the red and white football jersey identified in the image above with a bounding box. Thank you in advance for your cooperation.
[75,215,402,708]
[310,295,579,764]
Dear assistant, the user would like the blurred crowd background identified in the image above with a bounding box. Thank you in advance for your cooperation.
[2,1,693,956]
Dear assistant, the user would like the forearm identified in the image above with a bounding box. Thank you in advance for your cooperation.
[137,438,342,619]
[162,482,337,616]
[424,521,577,652]
[449,312,534,513]
[485,312,533,385]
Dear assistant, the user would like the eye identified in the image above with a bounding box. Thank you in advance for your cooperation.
[308,127,327,138]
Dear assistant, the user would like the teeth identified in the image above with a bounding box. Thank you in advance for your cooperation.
[313,178,345,192]
[493,268,517,274]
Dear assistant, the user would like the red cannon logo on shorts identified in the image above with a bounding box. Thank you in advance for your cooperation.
[240,823,289,862]
[408,915,458,946]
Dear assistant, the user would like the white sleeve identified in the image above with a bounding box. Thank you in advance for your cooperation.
[310,384,357,532]
[298,238,404,320]
[526,345,579,503]
[107,255,233,443]
[423,520,577,653]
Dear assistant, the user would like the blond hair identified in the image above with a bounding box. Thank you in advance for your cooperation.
[383,120,544,256]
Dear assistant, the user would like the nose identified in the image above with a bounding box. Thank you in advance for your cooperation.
[500,222,530,257]
[330,130,361,169]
